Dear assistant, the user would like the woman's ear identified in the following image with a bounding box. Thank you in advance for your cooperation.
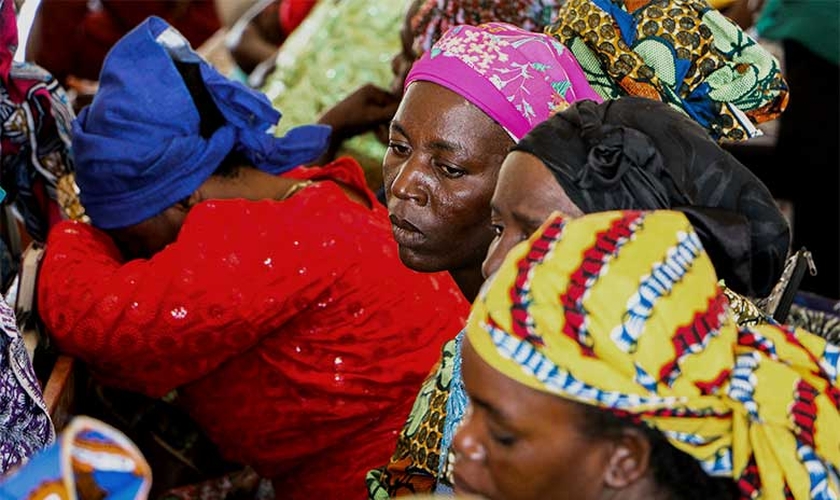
[603,427,652,489]
[179,189,204,211]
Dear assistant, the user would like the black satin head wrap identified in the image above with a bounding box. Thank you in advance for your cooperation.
[512,97,790,297]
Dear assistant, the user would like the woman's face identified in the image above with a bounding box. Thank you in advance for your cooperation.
[107,204,189,260]
[483,151,583,277]
[452,339,613,500]
[383,81,513,274]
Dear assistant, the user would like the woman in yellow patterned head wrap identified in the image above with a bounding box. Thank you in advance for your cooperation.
[455,210,839,500]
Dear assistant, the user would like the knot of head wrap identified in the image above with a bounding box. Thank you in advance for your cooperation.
[405,22,603,141]
[546,0,789,142]
[573,102,674,210]
[468,210,840,500]
[513,97,789,297]
[73,17,330,230]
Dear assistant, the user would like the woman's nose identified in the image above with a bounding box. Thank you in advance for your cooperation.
[452,407,487,463]
[482,236,510,279]
[387,160,427,205]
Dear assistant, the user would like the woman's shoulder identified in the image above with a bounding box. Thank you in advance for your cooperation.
[285,157,371,190]
[283,157,383,213]
[182,186,384,254]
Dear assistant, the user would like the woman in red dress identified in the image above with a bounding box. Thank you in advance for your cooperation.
[36,18,468,499]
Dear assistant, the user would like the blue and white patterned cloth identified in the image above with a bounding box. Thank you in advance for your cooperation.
[0,298,53,473]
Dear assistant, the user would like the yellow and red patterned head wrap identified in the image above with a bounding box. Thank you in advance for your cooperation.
[467,210,839,499]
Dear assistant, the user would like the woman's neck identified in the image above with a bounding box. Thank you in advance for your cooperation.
[200,168,294,201]
[200,167,371,208]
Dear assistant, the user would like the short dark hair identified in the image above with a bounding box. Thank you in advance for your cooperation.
[579,405,739,500]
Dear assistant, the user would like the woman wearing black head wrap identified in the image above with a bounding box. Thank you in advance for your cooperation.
[485,97,790,298]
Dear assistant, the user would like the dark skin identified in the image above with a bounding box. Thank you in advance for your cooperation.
[382,81,513,301]
[453,339,667,500]
[108,164,369,261]
[483,151,584,278]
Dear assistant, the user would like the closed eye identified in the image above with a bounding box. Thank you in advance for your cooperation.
[490,430,517,447]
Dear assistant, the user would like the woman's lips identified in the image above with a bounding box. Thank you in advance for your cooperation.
[389,214,426,247]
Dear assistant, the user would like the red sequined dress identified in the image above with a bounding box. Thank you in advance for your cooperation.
[37,158,468,499]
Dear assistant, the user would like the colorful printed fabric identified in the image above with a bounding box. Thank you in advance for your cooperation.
[721,285,771,328]
[788,306,840,348]
[0,0,83,242]
[369,282,774,497]
[0,299,53,474]
[410,0,560,54]
[0,416,151,500]
[405,23,603,141]
[467,210,840,500]
[547,0,789,142]
[788,293,840,347]
[366,334,464,498]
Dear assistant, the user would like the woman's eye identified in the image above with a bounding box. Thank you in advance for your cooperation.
[388,141,410,156]
[491,224,503,237]
[490,431,517,447]
[437,163,465,178]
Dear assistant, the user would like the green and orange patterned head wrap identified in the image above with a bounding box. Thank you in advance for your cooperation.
[467,210,839,499]
[547,0,789,142]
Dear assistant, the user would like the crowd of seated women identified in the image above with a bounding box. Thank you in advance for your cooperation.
[0,0,837,499]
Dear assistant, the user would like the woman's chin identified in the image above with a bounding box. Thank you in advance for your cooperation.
[396,245,445,273]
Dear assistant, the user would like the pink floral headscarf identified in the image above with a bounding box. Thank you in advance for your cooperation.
[405,22,602,141]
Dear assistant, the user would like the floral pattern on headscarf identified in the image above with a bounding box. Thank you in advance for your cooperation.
[405,23,603,141]
[467,210,840,499]
[410,0,560,54]
[547,0,789,142]
[0,0,84,242]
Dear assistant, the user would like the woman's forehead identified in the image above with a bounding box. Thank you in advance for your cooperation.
[395,82,510,144]
[463,339,582,426]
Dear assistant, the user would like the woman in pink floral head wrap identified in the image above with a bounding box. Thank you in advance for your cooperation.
[366,24,600,498]
[383,22,601,301]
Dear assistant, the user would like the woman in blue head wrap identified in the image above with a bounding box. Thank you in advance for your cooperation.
[36,17,470,500]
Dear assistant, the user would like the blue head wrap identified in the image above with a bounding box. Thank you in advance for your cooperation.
[73,17,331,229]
